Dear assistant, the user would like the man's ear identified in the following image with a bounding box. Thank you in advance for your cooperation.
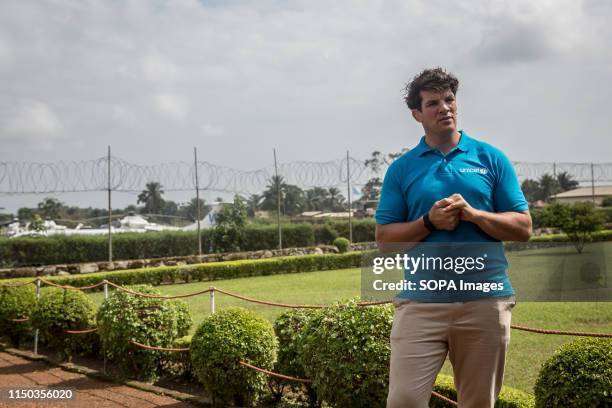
[411,109,422,123]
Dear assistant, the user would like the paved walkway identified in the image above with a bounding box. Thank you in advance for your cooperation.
[0,352,196,407]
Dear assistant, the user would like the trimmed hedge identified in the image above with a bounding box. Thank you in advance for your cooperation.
[96,284,192,382]
[30,288,97,358]
[333,237,350,253]
[191,307,277,407]
[300,299,394,408]
[534,337,612,407]
[432,373,534,407]
[3,252,366,290]
[273,309,320,406]
[0,285,36,346]
[0,220,377,267]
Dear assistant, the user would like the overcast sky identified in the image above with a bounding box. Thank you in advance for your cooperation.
[1,0,611,212]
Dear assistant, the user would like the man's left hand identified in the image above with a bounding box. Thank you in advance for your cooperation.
[443,193,481,222]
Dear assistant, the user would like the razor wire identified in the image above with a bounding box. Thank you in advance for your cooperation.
[2,156,611,195]
[0,156,375,195]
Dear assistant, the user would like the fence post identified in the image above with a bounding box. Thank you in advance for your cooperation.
[107,145,113,263]
[210,287,215,314]
[103,280,108,374]
[33,279,40,355]
[346,150,353,243]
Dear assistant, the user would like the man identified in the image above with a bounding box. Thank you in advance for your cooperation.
[375,68,532,408]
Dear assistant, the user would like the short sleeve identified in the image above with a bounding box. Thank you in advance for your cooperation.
[375,162,408,224]
[493,151,528,213]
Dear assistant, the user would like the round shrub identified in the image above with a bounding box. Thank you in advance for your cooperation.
[300,299,394,408]
[0,285,36,346]
[96,284,192,382]
[190,307,278,407]
[30,288,97,358]
[274,309,318,378]
[274,309,320,405]
[314,224,339,245]
[333,237,350,253]
[534,337,612,407]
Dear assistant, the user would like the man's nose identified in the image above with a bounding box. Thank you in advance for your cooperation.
[439,102,450,113]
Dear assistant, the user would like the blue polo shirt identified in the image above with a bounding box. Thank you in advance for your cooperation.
[375,131,528,301]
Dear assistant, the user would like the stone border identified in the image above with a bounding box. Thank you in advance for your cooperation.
[1,244,364,279]
[0,343,215,407]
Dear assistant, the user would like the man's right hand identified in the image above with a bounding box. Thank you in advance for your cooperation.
[428,198,461,231]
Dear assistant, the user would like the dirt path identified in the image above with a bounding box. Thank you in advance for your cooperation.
[0,351,196,407]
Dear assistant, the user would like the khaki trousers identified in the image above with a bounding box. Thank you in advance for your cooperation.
[386,296,515,408]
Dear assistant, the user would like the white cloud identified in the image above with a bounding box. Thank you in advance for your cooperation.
[2,101,64,149]
[142,52,183,83]
[200,123,225,136]
[153,93,189,121]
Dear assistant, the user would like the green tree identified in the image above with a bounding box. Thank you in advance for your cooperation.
[538,174,561,202]
[556,171,579,192]
[37,197,63,219]
[212,195,248,252]
[357,149,408,208]
[521,179,542,204]
[246,194,263,217]
[561,202,605,254]
[180,198,211,221]
[137,182,165,214]
[17,208,35,221]
[261,176,305,216]
[29,214,46,232]
[542,202,605,253]
[327,187,346,211]
[304,187,329,211]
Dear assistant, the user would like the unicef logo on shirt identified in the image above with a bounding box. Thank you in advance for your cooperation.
[459,167,488,175]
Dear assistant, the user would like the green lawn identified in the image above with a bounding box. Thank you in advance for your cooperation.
[88,256,612,394]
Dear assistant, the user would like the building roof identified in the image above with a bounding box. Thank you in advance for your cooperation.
[551,186,612,198]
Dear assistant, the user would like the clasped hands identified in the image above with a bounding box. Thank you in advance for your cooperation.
[427,193,480,231]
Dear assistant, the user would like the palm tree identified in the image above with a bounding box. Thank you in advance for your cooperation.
[556,171,579,192]
[538,174,561,202]
[137,182,165,214]
[327,187,345,211]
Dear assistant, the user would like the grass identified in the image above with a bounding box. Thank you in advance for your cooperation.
[87,249,612,394]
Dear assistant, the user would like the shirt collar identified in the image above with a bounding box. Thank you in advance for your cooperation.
[414,130,472,157]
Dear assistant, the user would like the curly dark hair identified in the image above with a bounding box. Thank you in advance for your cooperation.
[404,68,459,111]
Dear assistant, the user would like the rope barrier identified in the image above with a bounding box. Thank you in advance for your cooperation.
[38,278,107,291]
[238,361,312,384]
[105,281,212,299]
[510,324,612,338]
[1,276,611,338]
[0,280,37,288]
[431,391,459,406]
[213,287,325,309]
[129,340,189,352]
[64,328,98,334]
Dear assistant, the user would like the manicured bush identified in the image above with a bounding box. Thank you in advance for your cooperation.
[0,285,36,346]
[190,307,278,407]
[534,337,612,407]
[96,284,192,382]
[0,221,378,267]
[30,288,97,358]
[333,237,350,253]
[313,223,339,245]
[431,373,534,407]
[273,309,320,406]
[160,335,193,379]
[299,299,394,408]
[9,252,367,290]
